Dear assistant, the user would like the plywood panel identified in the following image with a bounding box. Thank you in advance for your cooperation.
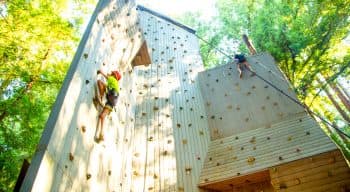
[130,9,210,192]
[270,150,350,192]
[199,113,337,186]
[21,0,145,191]
[198,53,304,140]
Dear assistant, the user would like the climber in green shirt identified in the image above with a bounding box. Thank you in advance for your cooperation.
[94,69,121,142]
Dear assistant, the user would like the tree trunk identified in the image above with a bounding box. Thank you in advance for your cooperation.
[330,82,350,112]
[317,79,350,123]
[242,34,257,55]
[338,82,350,100]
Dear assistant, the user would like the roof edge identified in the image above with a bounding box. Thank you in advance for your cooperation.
[136,5,196,34]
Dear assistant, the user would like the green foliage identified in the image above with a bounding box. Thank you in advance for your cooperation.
[0,0,96,190]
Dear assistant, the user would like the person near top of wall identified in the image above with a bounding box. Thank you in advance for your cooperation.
[234,54,255,79]
[93,69,121,142]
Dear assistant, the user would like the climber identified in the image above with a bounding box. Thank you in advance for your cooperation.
[234,54,255,79]
[93,69,121,142]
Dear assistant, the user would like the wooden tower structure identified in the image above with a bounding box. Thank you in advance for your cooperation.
[20,0,350,191]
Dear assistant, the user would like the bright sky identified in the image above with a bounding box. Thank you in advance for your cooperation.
[136,0,217,21]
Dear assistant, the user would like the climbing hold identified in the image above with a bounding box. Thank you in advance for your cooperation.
[209,157,212,161]
[179,107,183,110]
[273,102,278,106]
[142,112,146,116]
[267,136,270,140]
[177,123,181,128]
[167,139,172,144]
[245,117,249,122]
[81,126,86,133]
[108,170,112,176]
[185,167,191,175]
[86,173,91,180]
[85,80,90,84]
[153,106,159,111]
[246,92,251,96]
[148,136,153,141]
[296,148,301,152]
[247,156,255,164]
[236,106,240,110]
[182,139,187,144]
[266,96,270,100]
[162,151,168,156]
[153,174,158,179]
[261,106,266,110]
[306,131,310,135]
[253,146,256,150]
[279,156,283,160]
[227,105,233,109]
[216,162,220,166]
[188,123,192,127]
[199,130,204,135]
[133,171,138,176]
[83,53,88,59]
[227,146,233,150]
[165,114,170,118]
[69,153,74,161]
[211,115,215,119]
[200,115,204,119]
[235,136,239,140]
[287,136,292,141]
[250,137,256,144]
[241,147,244,150]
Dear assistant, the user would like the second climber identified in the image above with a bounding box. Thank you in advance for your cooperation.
[234,54,255,79]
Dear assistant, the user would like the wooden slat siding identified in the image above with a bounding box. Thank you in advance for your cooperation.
[198,53,303,140]
[130,10,210,192]
[21,1,146,191]
[200,170,272,191]
[198,113,337,185]
[270,150,350,192]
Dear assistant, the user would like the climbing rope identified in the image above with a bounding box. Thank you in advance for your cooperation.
[194,33,350,139]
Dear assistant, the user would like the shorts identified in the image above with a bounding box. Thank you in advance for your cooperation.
[237,62,246,70]
[105,89,119,111]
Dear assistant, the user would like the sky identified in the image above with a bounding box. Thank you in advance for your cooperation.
[136,0,217,21]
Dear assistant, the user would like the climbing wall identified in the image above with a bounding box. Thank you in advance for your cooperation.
[130,7,211,192]
[21,0,146,191]
[198,53,304,140]
[197,53,344,190]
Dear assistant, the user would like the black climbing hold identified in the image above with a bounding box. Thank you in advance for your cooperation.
[85,80,90,84]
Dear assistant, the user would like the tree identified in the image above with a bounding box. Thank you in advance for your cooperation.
[0,0,96,190]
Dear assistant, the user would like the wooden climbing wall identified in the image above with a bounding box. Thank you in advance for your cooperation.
[21,0,146,191]
[21,1,347,192]
[130,7,211,192]
[198,113,337,189]
[198,53,304,140]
